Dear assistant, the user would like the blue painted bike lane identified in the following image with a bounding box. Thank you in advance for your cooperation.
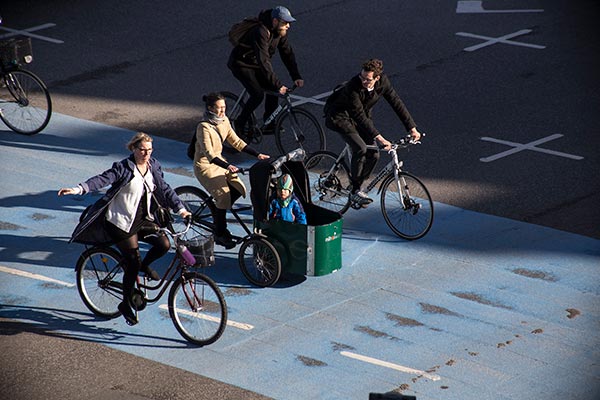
[1,114,599,400]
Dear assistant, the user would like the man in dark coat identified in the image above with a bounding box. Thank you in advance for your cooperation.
[324,58,422,206]
[227,6,304,135]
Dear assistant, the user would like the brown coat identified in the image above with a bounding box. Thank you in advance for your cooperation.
[193,117,248,209]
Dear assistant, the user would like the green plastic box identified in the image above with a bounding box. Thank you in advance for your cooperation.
[260,204,342,276]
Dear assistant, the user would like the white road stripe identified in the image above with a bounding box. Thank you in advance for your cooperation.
[340,351,441,381]
[158,304,254,331]
[0,265,75,287]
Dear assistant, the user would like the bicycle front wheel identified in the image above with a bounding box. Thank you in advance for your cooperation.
[168,271,227,346]
[75,247,124,318]
[380,172,434,240]
[238,237,281,287]
[0,69,52,135]
[275,108,325,157]
[175,186,217,240]
[305,151,351,214]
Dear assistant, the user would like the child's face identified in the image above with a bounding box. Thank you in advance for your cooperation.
[278,188,291,200]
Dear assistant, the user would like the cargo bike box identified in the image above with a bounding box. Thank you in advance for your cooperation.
[249,155,342,280]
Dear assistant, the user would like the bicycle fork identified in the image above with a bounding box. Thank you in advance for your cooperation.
[182,275,202,312]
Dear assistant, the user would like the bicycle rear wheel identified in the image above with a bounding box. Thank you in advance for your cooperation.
[275,108,325,157]
[0,69,52,135]
[75,247,124,318]
[238,237,281,287]
[305,151,351,214]
[175,186,217,240]
[168,271,227,346]
[380,172,434,240]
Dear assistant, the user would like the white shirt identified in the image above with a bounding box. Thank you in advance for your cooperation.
[105,160,155,232]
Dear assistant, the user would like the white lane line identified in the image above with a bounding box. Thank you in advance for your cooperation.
[480,134,584,162]
[340,351,441,381]
[456,0,543,14]
[158,304,254,331]
[0,265,75,287]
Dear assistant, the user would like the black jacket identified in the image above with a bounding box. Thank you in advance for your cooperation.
[227,9,302,90]
[324,74,416,140]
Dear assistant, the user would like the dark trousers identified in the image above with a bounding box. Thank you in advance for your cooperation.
[326,115,379,192]
[107,219,169,307]
[230,66,279,129]
[214,185,243,237]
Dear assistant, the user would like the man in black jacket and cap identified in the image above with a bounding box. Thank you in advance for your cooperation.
[324,58,422,206]
[228,6,304,136]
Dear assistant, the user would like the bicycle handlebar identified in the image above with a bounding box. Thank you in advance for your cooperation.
[270,148,305,171]
[157,217,192,240]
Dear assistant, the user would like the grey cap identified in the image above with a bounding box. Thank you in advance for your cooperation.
[272,6,296,22]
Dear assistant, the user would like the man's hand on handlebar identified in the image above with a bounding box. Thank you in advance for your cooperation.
[375,134,392,151]
[409,127,422,142]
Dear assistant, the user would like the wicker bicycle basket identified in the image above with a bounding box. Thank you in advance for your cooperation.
[182,235,215,267]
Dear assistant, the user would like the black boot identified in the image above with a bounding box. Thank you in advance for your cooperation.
[214,208,236,249]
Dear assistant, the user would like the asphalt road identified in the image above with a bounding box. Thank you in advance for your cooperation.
[1,1,599,399]
[2,0,599,239]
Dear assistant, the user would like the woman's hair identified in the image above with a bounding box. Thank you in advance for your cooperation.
[202,92,225,109]
[126,132,153,152]
[362,58,384,77]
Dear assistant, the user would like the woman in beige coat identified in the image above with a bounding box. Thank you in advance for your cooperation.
[194,92,269,248]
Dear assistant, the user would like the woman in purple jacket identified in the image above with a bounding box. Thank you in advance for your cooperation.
[58,132,191,325]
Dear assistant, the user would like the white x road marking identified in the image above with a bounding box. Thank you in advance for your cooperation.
[456,0,543,14]
[0,23,64,44]
[289,91,330,107]
[480,134,584,162]
[456,29,545,52]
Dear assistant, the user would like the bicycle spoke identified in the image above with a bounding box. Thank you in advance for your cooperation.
[381,172,433,240]
[0,70,52,135]
[276,108,325,157]
[168,273,227,346]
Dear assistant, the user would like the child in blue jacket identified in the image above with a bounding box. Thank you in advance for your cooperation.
[269,174,307,224]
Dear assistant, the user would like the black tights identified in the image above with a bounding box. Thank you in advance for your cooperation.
[114,224,169,307]
[214,186,242,237]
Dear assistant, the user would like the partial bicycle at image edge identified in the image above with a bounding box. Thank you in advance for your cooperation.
[75,219,228,346]
[0,35,52,135]
[306,135,434,240]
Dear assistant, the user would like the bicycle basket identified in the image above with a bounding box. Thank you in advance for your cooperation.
[0,36,33,65]
[182,235,215,267]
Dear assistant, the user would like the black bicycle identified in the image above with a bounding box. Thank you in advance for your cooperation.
[75,220,227,346]
[0,34,52,135]
[223,86,325,157]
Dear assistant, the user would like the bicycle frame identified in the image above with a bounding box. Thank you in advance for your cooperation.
[236,87,291,129]
[325,142,409,202]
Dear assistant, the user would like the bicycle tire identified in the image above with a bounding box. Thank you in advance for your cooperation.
[175,186,217,240]
[168,271,227,346]
[275,107,325,157]
[238,236,281,287]
[75,246,124,318]
[222,91,260,144]
[380,171,434,240]
[305,151,351,214]
[0,69,52,135]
